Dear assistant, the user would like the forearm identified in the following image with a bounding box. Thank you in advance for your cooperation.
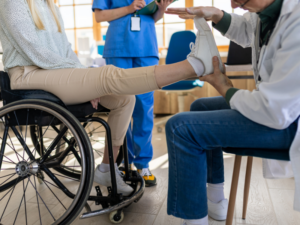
[153,8,164,23]
[95,7,131,22]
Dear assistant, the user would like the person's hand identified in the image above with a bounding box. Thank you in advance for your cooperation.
[90,97,101,110]
[165,6,224,24]
[128,0,146,13]
[199,57,233,97]
[155,0,173,12]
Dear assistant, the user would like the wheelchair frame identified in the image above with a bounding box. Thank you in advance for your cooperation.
[0,71,145,224]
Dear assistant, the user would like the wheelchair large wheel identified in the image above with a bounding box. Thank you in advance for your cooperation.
[30,114,124,179]
[0,100,94,225]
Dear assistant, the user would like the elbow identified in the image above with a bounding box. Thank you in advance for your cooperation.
[94,10,104,23]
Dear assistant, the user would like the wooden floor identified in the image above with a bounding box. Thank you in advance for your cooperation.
[72,116,300,225]
[1,116,299,225]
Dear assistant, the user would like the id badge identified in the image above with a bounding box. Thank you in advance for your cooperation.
[131,16,141,32]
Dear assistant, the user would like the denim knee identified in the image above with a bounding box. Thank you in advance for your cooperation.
[166,113,186,137]
[190,98,210,111]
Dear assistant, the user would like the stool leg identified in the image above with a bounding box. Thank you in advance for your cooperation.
[242,156,253,219]
[226,155,242,225]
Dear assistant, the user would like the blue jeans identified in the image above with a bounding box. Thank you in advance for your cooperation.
[166,96,297,219]
[106,57,159,169]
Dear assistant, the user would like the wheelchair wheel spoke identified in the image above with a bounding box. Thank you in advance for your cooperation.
[32,174,60,189]
[24,109,30,159]
[0,184,15,202]
[7,131,25,162]
[42,178,67,210]
[13,111,24,140]
[0,173,16,179]
[32,176,42,225]
[93,149,102,158]
[0,153,17,165]
[0,173,16,186]
[13,178,30,225]
[11,126,34,161]
[30,176,56,223]
[23,180,28,225]
[2,160,16,165]
[28,117,56,162]
[0,177,19,221]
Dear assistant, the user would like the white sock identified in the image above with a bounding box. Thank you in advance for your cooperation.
[98,163,118,173]
[185,215,208,225]
[207,183,225,203]
[187,56,205,77]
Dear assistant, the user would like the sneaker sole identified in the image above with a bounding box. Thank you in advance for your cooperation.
[208,211,227,221]
[195,17,225,74]
[145,182,157,187]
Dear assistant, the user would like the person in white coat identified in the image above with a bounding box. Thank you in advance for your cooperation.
[166,0,300,224]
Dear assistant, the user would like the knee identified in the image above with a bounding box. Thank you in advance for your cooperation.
[190,97,210,112]
[165,113,186,137]
[123,95,136,110]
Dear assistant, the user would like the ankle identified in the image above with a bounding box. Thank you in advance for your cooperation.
[98,163,118,173]
[207,183,225,203]
[187,57,205,77]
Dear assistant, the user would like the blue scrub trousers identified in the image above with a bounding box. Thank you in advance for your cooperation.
[106,57,159,169]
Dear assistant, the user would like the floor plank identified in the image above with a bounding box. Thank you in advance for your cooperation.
[269,189,300,225]
[234,158,278,225]
[266,178,295,190]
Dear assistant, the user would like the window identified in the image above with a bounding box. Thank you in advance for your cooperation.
[56,0,246,52]
[57,0,94,53]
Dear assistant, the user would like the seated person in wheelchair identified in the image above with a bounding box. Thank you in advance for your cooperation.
[0,0,217,197]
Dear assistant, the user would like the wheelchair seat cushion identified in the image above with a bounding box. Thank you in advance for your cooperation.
[0,71,109,117]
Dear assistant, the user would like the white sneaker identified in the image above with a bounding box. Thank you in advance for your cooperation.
[207,199,228,221]
[181,220,187,225]
[94,166,134,196]
[188,17,225,76]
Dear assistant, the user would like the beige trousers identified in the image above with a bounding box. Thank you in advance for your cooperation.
[8,65,158,146]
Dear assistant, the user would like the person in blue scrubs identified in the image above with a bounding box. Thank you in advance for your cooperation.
[92,0,173,187]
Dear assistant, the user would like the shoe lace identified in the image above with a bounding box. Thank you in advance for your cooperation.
[140,168,152,178]
[187,42,196,58]
[187,30,201,58]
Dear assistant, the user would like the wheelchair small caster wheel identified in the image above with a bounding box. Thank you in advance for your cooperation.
[109,210,124,224]
[157,126,163,133]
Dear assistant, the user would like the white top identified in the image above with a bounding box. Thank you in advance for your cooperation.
[0,0,84,72]
[225,0,300,211]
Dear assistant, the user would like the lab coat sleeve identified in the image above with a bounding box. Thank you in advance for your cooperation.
[229,12,300,130]
[0,0,84,70]
[224,12,257,48]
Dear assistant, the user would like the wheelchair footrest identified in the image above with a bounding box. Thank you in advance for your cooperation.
[95,186,109,209]
[80,175,145,220]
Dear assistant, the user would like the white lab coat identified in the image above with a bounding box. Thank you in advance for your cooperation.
[224,0,300,211]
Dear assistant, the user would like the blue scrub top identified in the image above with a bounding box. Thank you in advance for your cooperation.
[92,0,159,59]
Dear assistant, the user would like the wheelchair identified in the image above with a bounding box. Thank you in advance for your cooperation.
[0,71,145,224]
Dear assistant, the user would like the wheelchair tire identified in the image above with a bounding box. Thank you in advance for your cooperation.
[0,99,94,225]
